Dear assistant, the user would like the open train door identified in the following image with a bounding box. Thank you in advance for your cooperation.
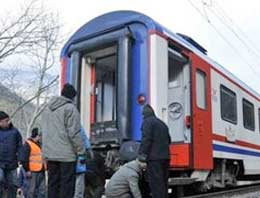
[190,53,213,170]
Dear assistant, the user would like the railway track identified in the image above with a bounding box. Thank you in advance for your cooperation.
[101,184,260,198]
[182,184,260,198]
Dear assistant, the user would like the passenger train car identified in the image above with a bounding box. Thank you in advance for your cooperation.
[60,11,260,192]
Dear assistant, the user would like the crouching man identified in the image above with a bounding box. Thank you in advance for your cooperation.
[105,159,146,198]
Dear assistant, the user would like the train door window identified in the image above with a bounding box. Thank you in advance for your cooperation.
[220,85,237,124]
[242,98,255,131]
[196,69,206,109]
[95,55,117,122]
[168,56,182,88]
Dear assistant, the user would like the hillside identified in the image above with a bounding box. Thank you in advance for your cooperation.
[0,83,35,138]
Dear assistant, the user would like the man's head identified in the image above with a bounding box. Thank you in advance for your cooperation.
[31,128,41,142]
[142,104,155,118]
[136,158,147,170]
[0,111,11,129]
[61,83,77,100]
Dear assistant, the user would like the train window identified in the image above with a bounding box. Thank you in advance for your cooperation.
[242,99,255,131]
[196,69,206,109]
[220,85,237,124]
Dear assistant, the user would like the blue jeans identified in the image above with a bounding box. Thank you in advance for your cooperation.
[74,173,85,198]
[27,171,46,198]
[0,168,18,198]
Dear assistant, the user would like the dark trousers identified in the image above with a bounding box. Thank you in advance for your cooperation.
[85,171,105,198]
[47,161,76,198]
[147,160,169,198]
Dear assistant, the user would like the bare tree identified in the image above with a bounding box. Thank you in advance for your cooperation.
[0,0,62,137]
[20,10,62,137]
[0,0,44,63]
[0,66,20,91]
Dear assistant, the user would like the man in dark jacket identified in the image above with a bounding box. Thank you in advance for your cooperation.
[138,104,171,198]
[41,83,85,198]
[0,111,23,198]
[21,128,46,198]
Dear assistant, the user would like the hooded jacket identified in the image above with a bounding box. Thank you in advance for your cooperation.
[105,160,143,198]
[41,96,85,162]
[0,124,23,169]
[139,105,171,161]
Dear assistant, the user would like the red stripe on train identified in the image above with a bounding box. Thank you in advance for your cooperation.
[213,133,260,150]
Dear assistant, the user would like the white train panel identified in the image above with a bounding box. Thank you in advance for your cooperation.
[211,68,260,174]
[150,34,168,123]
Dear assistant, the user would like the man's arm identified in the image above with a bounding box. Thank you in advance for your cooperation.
[128,174,142,198]
[16,130,23,161]
[138,121,152,160]
[65,105,85,155]
[20,142,30,172]
[80,127,91,150]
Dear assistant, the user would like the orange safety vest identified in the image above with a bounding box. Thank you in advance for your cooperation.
[27,140,44,172]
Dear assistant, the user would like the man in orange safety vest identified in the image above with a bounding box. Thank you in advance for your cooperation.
[20,128,46,198]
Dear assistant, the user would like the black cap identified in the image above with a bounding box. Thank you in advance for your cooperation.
[142,104,155,118]
[0,111,9,121]
[137,154,147,163]
[31,128,39,138]
[61,83,77,100]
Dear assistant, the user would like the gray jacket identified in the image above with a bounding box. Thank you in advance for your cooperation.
[41,96,85,162]
[105,160,142,198]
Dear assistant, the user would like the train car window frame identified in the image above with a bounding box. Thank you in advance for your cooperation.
[220,85,237,125]
[242,98,255,131]
[196,69,207,110]
[95,54,117,123]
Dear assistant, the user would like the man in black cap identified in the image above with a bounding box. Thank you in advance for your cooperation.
[138,104,171,198]
[0,111,23,197]
[41,83,85,198]
[20,128,46,198]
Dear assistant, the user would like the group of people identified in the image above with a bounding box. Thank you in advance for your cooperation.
[0,83,171,198]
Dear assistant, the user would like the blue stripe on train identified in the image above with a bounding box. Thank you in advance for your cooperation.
[213,144,260,157]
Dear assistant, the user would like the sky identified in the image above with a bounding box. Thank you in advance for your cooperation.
[1,0,260,94]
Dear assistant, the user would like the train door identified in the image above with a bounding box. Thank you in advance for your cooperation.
[168,48,191,143]
[168,47,191,168]
[190,53,213,169]
[149,34,192,168]
[78,31,132,145]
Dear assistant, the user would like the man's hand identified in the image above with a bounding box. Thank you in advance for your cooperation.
[77,154,86,164]
[76,155,86,173]
[17,188,23,196]
[26,171,32,179]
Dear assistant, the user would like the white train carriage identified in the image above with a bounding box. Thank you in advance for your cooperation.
[60,10,260,192]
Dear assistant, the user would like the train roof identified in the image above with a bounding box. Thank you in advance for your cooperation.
[61,10,161,56]
[61,10,260,99]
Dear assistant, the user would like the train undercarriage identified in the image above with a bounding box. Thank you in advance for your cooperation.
[97,147,260,198]
[168,158,260,197]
